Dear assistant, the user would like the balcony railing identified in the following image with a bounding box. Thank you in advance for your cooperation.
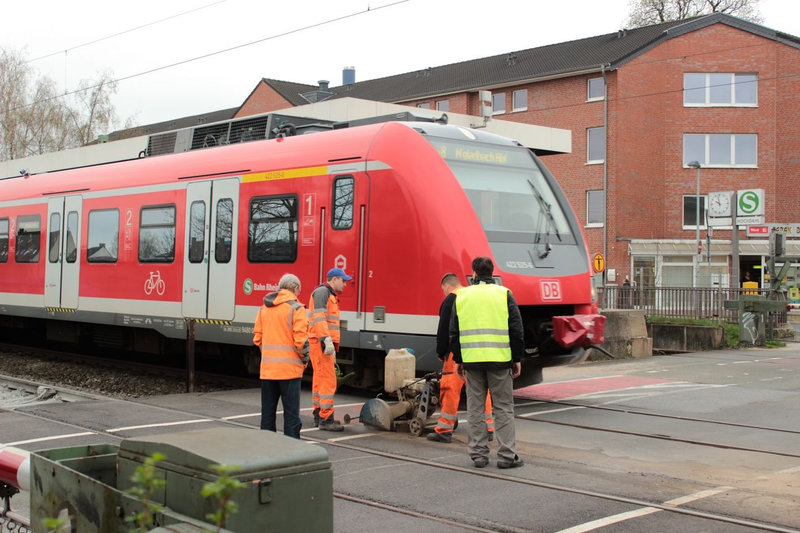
[597,285,788,325]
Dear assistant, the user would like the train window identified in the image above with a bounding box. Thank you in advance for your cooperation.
[15,215,41,263]
[49,212,61,263]
[332,176,354,230]
[87,209,119,263]
[0,218,8,263]
[65,211,78,263]
[248,195,297,263]
[139,205,176,263]
[215,198,233,263]
[189,201,206,263]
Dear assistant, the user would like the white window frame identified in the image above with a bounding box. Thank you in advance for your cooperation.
[683,73,758,107]
[682,133,757,168]
[587,126,605,164]
[492,92,506,115]
[512,89,528,112]
[587,77,605,101]
[682,195,708,230]
[586,189,605,227]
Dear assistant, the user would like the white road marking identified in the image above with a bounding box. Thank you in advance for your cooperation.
[555,486,732,533]
[107,419,212,432]
[775,465,800,475]
[7,432,94,446]
[517,406,586,417]
[325,433,379,442]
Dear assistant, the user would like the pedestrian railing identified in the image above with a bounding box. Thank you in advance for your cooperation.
[597,285,788,325]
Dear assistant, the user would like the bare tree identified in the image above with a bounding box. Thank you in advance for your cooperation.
[0,47,123,161]
[626,0,763,27]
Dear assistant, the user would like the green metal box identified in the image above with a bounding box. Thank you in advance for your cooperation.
[117,426,333,533]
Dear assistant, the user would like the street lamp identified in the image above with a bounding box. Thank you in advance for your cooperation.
[688,160,701,288]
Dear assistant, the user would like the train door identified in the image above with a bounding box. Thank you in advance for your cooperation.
[321,174,369,329]
[44,196,82,309]
[181,178,239,320]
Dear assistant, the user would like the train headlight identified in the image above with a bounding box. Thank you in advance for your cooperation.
[591,286,597,303]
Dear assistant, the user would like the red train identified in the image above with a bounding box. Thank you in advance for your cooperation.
[0,119,603,389]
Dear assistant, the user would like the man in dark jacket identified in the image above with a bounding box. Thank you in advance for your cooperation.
[450,257,525,468]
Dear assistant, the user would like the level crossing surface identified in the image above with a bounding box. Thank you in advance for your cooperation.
[2,344,800,532]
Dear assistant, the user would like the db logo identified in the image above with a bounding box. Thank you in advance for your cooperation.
[540,280,562,301]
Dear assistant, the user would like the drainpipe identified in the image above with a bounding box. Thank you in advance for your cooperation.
[601,63,610,284]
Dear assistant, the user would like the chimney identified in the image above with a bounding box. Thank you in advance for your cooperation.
[343,66,355,85]
[318,80,330,91]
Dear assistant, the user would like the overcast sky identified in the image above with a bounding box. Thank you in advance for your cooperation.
[2,0,798,129]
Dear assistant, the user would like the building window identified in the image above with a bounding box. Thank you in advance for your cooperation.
[87,209,119,263]
[587,77,605,101]
[587,127,605,163]
[139,205,176,263]
[435,99,449,112]
[586,190,605,226]
[512,90,528,112]
[683,133,757,167]
[417,102,430,109]
[682,195,707,230]
[492,92,506,115]
[248,195,297,263]
[683,73,757,106]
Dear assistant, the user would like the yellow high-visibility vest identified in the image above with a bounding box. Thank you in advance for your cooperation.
[456,283,512,363]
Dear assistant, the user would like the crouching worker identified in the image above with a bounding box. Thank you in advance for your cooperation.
[428,273,495,443]
[253,273,309,440]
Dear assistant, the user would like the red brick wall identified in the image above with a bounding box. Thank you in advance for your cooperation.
[235,81,293,118]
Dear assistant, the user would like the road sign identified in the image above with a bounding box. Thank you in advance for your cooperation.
[592,253,605,273]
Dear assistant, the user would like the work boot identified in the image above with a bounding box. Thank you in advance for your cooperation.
[318,417,344,432]
[497,456,524,469]
[427,431,452,443]
[312,408,320,428]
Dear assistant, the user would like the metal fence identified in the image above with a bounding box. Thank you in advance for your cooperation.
[597,285,788,325]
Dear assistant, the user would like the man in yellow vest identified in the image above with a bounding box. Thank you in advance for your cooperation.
[252,273,309,439]
[451,257,524,468]
[428,273,495,443]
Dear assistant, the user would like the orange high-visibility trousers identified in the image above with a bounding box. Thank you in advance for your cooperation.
[309,339,337,420]
[434,352,493,435]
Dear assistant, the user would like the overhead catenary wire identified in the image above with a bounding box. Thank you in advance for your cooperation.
[25,0,230,64]
[2,0,410,116]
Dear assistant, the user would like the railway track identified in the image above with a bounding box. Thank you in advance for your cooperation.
[3,385,797,533]
[515,398,800,459]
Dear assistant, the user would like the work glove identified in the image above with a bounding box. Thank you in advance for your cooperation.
[323,337,335,355]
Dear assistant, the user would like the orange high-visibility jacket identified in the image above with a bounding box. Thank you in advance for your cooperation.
[308,284,341,345]
[253,289,310,380]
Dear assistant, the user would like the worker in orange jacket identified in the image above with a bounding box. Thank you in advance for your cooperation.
[308,267,352,431]
[253,273,309,439]
[428,273,494,443]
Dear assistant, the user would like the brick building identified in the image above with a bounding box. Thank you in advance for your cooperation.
[235,13,800,292]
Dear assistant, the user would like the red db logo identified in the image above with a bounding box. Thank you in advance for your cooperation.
[540,280,562,301]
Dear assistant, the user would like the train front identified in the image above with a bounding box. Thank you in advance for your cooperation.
[424,126,605,388]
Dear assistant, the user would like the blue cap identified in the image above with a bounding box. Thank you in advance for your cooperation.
[327,267,353,281]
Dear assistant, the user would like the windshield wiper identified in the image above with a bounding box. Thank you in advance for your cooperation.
[527,179,562,258]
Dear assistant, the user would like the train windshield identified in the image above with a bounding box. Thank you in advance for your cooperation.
[430,138,574,245]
